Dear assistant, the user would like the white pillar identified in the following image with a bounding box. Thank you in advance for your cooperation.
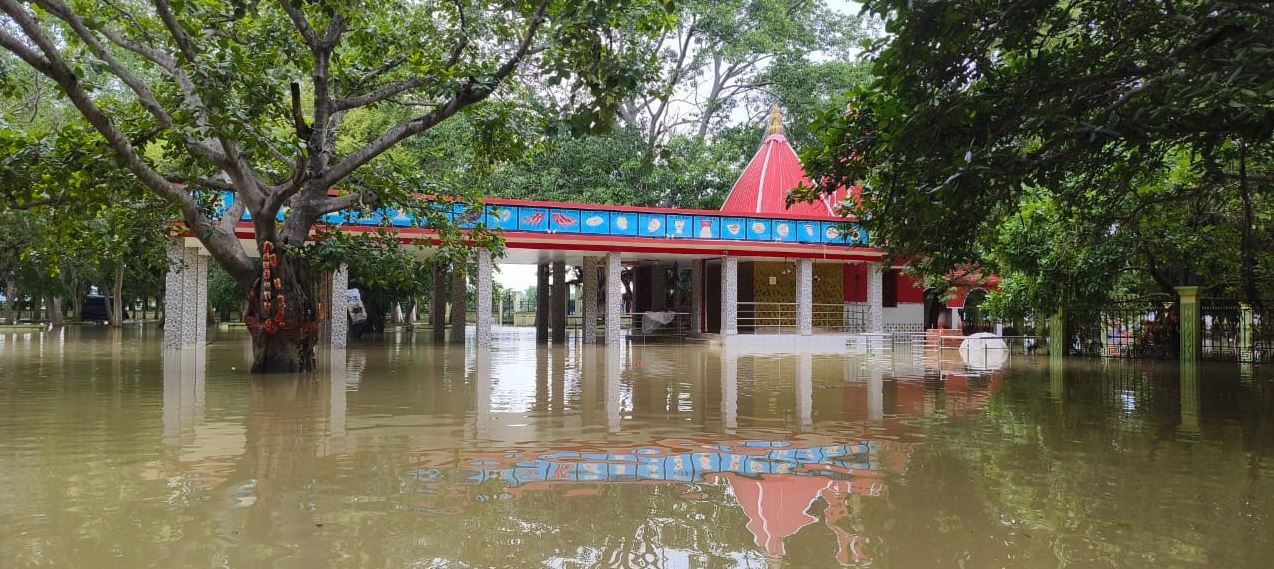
[796,259,813,336]
[475,250,493,350]
[721,257,738,336]
[325,264,349,349]
[866,262,884,333]
[604,253,623,345]
[582,256,599,344]
[164,243,207,349]
[690,260,704,335]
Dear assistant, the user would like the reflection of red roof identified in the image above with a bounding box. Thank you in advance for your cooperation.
[717,473,870,565]
[720,131,848,219]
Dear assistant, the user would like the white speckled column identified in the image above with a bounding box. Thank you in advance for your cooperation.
[581,256,599,344]
[720,257,739,336]
[866,262,884,333]
[689,260,703,335]
[604,253,623,345]
[163,243,207,349]
[475,249,493,350]
[327,264,349,349]
[796,259,813,336]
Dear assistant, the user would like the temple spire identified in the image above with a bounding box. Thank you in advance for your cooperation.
[768,104,783,136]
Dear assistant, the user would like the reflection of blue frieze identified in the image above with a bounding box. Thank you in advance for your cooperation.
[457,442,873,490]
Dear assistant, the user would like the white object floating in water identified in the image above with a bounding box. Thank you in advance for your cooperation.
[959,332,1008,371]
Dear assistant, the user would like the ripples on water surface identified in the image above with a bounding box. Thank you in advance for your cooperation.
[1,326,1272,568]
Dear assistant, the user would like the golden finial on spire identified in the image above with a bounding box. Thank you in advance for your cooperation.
[768,104,783,136]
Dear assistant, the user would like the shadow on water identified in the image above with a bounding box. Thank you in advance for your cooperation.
[1,324,1272,567]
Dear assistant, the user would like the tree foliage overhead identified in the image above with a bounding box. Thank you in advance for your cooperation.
[802,0,1274,309]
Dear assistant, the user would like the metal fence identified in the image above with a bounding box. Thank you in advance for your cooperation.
[1073,295,1179,359]
[737,302,864,334]
[1201,300,1274,363]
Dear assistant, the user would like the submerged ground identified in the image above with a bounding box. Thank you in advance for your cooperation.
[1,326,1272,568]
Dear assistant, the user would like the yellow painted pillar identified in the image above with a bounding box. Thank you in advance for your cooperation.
[1176,286,1200,364]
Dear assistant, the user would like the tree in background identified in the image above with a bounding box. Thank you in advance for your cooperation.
[0,0,673,371]
[802,0,1273,320]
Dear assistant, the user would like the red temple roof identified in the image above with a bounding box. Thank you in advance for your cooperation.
[720,107,847,220]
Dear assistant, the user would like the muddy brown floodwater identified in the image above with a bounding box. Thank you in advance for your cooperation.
[1,325,1272,568]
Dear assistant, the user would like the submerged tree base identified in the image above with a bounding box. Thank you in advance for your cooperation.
[247,317,320,373]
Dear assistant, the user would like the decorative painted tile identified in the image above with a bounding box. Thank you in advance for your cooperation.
[820,222,850,244]
[549,209,581,233]
[517,207,549,231]
[771,220,796,242]
[486,205,519,230]
[719,217,747,240]
[579,211,610,234]
[841,222,868,246]
[453,205,485,229]
[388,208,413,227]
[639,214,667,237]
[797,221,820,243]
[666,214,693,238]
[610,212,638,235]
[745,219,772,241]
[693,216,719,239]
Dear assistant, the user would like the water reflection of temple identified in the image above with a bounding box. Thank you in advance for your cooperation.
[153,330,1011,566]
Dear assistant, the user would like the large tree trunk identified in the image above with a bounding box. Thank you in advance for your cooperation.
[109,262,125,327]
[3,282,15,324]
[47,294,63,327]
[245,242,321,373]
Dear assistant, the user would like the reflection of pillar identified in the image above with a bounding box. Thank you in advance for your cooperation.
[1049,357,1065,403]
[796,259,813,336]
[162,346,206,449]
[582,257,599,344]
[721,350,738,433]
[796,353,812,431]
[1177,286,1200,364]
[474,348,492,441]
[605,344,622,434]
[690,260,704,335]
[163,242,208,349]
[551,261,567,343]
[866,262,883,333]
[721,257,738,336]
[868,365,884,423]
[449,261,466,344]
[1179,363,1199,433]
[604,253,623,345]
[475,250,493,350]
[327,348,347,455]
